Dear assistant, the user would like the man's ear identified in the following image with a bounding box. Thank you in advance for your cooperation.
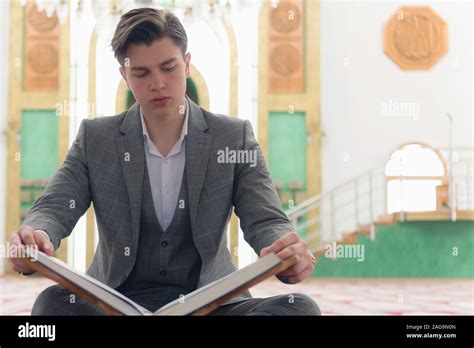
[185,52,191,77]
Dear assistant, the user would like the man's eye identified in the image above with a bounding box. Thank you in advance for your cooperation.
[163,66,175,72]
[134,72,148,78]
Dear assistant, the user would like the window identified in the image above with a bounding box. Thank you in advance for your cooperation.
[385,143,447,213]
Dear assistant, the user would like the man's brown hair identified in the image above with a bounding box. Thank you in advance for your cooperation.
[111,8,188,66]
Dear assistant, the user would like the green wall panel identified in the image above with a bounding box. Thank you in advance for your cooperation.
[268,112,307,191]
[20,110,59,217]
[311,221,474,278]
[21,110,59,180]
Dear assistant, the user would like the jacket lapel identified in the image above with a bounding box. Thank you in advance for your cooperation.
[185,97,213,230]
[115,103,145,250]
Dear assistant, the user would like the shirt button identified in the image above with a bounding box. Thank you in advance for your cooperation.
[161,241,168,247]
[165,160,169,164]
[160,270,167,276]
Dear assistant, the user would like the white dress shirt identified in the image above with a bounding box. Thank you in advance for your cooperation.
[140,99,188,231]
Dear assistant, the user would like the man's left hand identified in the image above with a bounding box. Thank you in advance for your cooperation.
[260,232,316,284]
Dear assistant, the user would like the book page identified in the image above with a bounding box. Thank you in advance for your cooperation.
[154,253,294,316]
[23,248,151,316]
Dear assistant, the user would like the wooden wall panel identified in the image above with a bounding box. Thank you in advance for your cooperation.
[24,1,60,91]
[268,0,304,93]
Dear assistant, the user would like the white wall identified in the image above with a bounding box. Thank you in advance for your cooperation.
[0,0,10,275]
[186,19,230,114]
[320,0,473,192]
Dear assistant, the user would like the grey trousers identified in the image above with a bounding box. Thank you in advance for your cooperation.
[31,284,321,316]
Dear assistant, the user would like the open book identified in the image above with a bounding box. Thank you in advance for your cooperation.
[19,247,298,316]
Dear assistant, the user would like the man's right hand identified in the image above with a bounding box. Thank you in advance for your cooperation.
[8,225,55,274]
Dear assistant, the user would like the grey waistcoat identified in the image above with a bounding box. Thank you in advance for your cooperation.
[116,166,202,311]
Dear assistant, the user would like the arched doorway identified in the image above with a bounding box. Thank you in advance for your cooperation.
[385,142,448,213]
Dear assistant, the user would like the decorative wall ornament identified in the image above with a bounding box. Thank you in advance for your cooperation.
[27,5,58,31]
[268,0,304,93]
[25,1,60,91]
[270,43,301,75]
[384,6,448,70]
[270,1,300,33]
[27,44,58,75]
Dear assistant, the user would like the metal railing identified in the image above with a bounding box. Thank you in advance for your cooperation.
[286,147,474,253]
[439,147,474,211]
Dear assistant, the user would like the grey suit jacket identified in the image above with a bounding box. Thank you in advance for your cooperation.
[23,97,294,304]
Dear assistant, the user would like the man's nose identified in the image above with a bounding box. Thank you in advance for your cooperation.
[150,71,166,90]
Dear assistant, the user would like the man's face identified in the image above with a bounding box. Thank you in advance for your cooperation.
[120,36,191,118]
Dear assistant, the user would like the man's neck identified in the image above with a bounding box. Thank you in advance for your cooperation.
[141,99,187,156]
[142,101,187,144]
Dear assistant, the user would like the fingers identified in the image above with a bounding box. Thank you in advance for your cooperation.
[18,225,36,246]
[260,232,299,257]
[278,255,309,276]
[285,263,314,284]
[34,231,54,256]
[8,232,26,272]
[8,226,41,274]
[9,231,22,248]
[260,232,315,284]
[276,240,308,261]
[260,246,271,257]
[9,260,34,274]
[8,249,35,274]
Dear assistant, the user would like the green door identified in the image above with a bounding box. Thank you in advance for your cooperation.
[268,111,307,203]
[20,110,58,219]
[268,111,308,236]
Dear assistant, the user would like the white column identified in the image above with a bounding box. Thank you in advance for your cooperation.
[0,0,10,276]
[67,2,95,272]
[231,7,261,268]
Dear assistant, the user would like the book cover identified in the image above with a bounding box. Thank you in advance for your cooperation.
[19,247,298,316]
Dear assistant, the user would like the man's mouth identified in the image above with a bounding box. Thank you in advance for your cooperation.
[150,96,171,107]
[152,96,170,102]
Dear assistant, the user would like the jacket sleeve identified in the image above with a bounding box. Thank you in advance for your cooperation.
[22,119,92,250]
[232,120,294,256]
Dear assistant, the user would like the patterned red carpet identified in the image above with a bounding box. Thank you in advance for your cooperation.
[0,276,472,315]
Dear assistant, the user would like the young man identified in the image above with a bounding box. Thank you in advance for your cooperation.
[9,8,320,316]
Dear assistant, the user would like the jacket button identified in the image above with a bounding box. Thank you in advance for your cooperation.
[161,241,168,247]
[160,270,167,276]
